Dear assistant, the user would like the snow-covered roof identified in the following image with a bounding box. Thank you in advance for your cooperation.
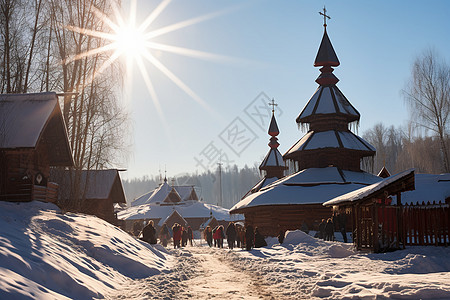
[280,167,380,185]
[285,130,375,156]
[399,173,450,205]
[0,92,73,166]
[242,176,280,199]
[131,181,198,206]
[323,171,450,207]
[230,167,382,212]
[159,209,188,226]
[0,92,57,148]
[296,86,360,124]
[53,169,126,203]
[119,201,239,222]
[260,148,285,168]
[323,169,415,206]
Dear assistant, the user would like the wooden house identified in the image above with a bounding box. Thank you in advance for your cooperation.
[230,21,380,236]
[0,92,73,203]
[160,209,188,229]
[52,169,126,225]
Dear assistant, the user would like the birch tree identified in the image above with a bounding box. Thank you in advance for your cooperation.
[403,49,450,172]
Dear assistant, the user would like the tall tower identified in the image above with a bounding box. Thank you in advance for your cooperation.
[230,8,381,237]
[284,8,375,172]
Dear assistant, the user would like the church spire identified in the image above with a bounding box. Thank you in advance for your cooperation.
[314,7,340,86]
[284,8,375,172]
[259,99,287,178]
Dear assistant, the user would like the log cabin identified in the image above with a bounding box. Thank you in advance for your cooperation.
[0,92,73,203]
[52,169,126,225]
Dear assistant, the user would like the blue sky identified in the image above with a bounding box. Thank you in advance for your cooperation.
[118,0,450,179]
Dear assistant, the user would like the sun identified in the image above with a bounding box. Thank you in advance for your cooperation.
[64,0,242,120]
[113,24,147,59]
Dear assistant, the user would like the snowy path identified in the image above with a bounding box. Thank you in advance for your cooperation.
[178,247,275,299]
[107,245,277,300]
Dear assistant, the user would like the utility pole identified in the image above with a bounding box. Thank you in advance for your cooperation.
[218,160,223,207]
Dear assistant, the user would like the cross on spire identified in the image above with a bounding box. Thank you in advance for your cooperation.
[268,98,278,114]
[319,6,331,27]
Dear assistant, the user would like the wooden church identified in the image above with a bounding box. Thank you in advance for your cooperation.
[230,12,382,236]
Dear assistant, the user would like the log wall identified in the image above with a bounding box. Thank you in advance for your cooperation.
[242,204,333,236]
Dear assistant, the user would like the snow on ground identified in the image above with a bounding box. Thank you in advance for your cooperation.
[1,201,449,299]
[0,201,172,299]
[224,230,450,299]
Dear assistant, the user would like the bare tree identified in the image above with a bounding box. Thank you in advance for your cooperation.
[0,0,130,211]
[363,123,404,174]
[403,49,450,172]
[47,0,130,211]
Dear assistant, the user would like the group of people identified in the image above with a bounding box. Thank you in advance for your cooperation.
[135,214,347,249]
[317,212,348,242]
[203,222,267,251]
[171,223,193,249]
[136,221,194,249]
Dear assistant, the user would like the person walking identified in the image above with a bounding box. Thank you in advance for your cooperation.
[245,225,254,251]
[217,225,224,248]
[318,219,326,239]
[187,226,193,246]
[324,218,335,241]
[212,226,219,247]
[204,226,213,247]
[172,223,182,249]
[181,227,188,247]
[226,222,236,249]
[159,223,170,247]
[142,220,157,244]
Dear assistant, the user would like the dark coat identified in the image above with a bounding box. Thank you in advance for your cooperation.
[245,225,254,248]
[318,220,326,239]
[226,223,236,239]
[254,229,267,248]
[325,220,334,241]
[142,223,157,244]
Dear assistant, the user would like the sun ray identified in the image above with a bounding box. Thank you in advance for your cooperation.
[65,24,116,41]
[147,42,241,63]
[91,5,123,33]
[138,0,172,32]
[135,55,164,118]
[144,10,224,40]
[141,50,214,114]
[64,43,117,64]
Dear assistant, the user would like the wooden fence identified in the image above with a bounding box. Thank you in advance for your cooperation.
[402,201,449,247]
[354,201,449,252]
